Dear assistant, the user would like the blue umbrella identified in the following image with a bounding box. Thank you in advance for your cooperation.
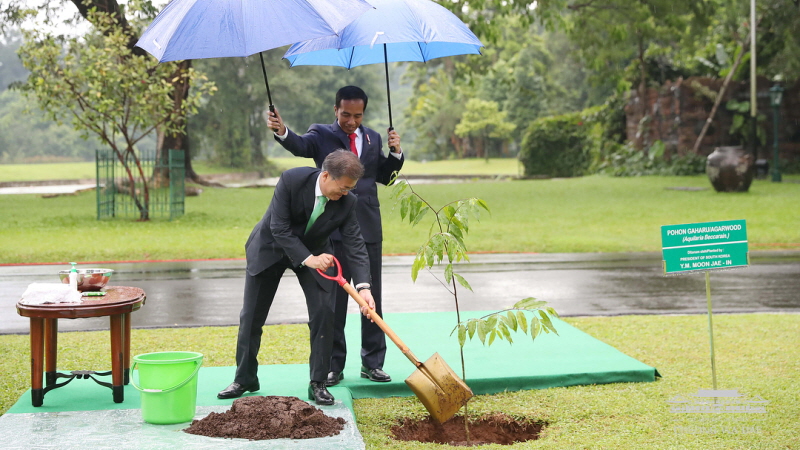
[282,0,482,140]
[136,0,374,109]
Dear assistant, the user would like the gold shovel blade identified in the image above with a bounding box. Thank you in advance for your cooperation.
[404,352,474,423]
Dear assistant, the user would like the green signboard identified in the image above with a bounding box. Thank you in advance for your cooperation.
[661,220,749,274]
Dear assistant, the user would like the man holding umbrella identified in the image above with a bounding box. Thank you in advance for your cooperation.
[267,85,404,386]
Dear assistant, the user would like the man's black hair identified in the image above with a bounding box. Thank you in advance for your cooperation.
[335,86,368,111]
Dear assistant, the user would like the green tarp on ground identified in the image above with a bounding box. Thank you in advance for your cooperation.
[7,312,659,415]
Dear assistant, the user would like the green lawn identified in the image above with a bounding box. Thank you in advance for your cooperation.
[0,158,522,182]
[1,313,797,449]
[1,175,798,264]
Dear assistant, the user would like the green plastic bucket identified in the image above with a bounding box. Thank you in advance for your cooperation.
[131,351,203,424]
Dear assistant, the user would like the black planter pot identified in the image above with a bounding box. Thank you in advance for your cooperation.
[706,146,755,193]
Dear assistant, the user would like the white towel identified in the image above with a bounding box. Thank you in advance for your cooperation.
[19,283,83,305]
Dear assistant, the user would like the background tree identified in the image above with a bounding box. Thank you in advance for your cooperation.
[405,69,469,160]
[1,29,106,163]
[1,0,210,181]
[454,98,516,159]
[18,9,214,220]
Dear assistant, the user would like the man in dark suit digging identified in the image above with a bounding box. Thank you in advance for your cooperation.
[267,86,403,387]
[217,150,375,405]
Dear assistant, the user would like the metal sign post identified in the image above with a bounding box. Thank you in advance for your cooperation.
[661,219,749,390]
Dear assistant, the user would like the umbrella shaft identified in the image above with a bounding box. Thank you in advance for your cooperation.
[383,44,393,128]
[259,52,274,107]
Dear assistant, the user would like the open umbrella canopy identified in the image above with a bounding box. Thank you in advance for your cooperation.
[282,0,483,68]
[282,0,482,134]
[136,0,374,62]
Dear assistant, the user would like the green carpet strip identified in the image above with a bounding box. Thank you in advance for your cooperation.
[8,312,659,414]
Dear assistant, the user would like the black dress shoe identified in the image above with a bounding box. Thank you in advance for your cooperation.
[360,366,391,382]
[217,381,260,399]
[308,381,334,405]
[326,371,344,387]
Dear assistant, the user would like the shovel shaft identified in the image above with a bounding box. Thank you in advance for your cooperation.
[341,282,422,367]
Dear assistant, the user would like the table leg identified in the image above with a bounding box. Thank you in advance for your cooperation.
[124,312,131,385]
[44,318,58,387]
[109,314,124,403]
[30,318,44,407]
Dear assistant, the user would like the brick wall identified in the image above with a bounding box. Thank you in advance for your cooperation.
[625,76,800,163]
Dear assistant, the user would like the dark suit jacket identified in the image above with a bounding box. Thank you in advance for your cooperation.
[276,121,404,243]
[244,166,371,287]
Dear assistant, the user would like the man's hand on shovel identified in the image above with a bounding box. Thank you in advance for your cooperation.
[314,256,375,321]
[305,253,334,270]
[358,288,376,322]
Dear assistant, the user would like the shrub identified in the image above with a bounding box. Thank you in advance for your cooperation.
[595,141,707,176]
[519,111,590,177]
[518,93,627,178]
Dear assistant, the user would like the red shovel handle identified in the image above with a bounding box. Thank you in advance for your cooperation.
[316,256,346,286]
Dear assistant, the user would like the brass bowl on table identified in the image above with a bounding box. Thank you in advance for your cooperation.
[58,269,114,291]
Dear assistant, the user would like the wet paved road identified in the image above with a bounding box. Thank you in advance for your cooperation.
[2,251,799,335]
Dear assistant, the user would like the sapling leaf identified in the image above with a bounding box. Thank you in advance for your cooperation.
[449,214,466,233]
[496,326,506,341]
[546,306,560,318]
[458,324,467,347]
[453,273,473,292]
[486,315,497,329]
[477,198,490,213]
[539,310,558,335]
[411,196,424,219]
[488,330,496,346]
[412,207,429,226]
[400,198,408,220]
[391,180,408,198]
[445,263,454,283]
[517,311,528,334]
[531,317,541,339]
[467,318,478,339]
[459,212,470,233]
[443,205,456,220]
[477,320,487,344]
[406,197,418,222]
[445,239,456,262]
[514,297,547,310]
[424,246,435,268]
[450,224,464,244]
[411,256,424,282]
[506,311,518,331]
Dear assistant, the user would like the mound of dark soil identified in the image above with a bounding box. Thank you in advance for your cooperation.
[391,413,545,446]
[184,396,345,440]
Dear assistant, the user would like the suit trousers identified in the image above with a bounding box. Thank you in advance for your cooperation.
[330,240,387,372]
[234,256,336,384]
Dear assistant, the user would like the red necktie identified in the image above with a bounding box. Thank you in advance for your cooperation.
[348,133,358,156]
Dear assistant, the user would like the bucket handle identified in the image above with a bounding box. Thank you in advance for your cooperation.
[130,359,202,394]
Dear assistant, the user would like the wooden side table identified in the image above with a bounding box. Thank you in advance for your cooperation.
[16,286,146,407]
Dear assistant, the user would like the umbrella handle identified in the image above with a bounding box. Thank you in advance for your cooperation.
[388,126,397,153]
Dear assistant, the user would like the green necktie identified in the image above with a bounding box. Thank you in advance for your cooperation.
[305,196,328,233]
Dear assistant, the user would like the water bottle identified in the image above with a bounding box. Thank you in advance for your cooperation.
[69,262,78,291]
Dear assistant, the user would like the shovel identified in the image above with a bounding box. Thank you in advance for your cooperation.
[318,256,473,423]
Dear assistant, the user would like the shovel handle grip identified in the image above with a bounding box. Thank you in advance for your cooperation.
[315,256,345,285]
[318,257,421,366]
